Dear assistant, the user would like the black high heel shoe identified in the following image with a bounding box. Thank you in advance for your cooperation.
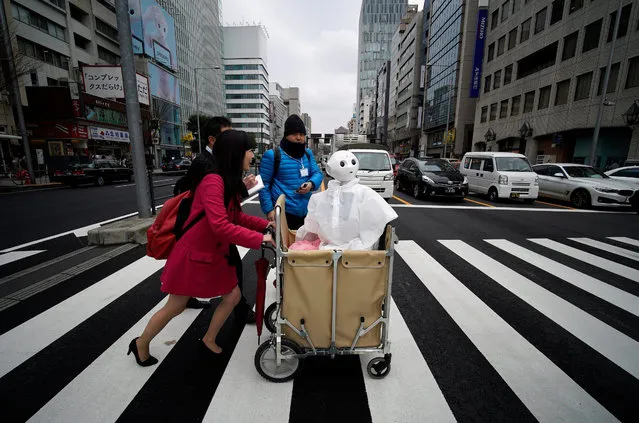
[128,337,159,367]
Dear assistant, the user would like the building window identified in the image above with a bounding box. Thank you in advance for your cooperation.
[523,91,535,113]
[550,0,565,25]
[504,64,513,85]
[511,95,521,116]
[499,100,509,118]
[596,63,620,95]
[98,46,119,64]
[521,18,531,43]
[497,36,506,56]
[607,4,632,42]
[11,3,68,42]
[494,70,502,89]
[582,19,602,53]
[47,0,65,9]
[491,10,499,30]
[555,79,570,105]
[485,75,492,93]
[95,18,118,41]
[502,1,510,21]
[538,85,551,109]
[487,43,495,62]
[535,7,547,34]
[481,106,488,123]
[512,0,517,14]
[16,36,69,70]
[562,31,578,60]
[490,103,498,121]
[569,0,584,14]
[625,56,639,89]
[574,71,593,101]
[508,28,518,50]
[516,42,558,80]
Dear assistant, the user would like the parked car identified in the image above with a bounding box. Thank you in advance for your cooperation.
[532,163,636,208]
[605,166,639,188]
[62,160,133,187]
[348,148,394,200]
[459,152,539,203]
[161,158,191,173]
[395,157,468,200]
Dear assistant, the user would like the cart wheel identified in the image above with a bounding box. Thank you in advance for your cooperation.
[367,357,391,379]
[264,302,278,333]
[255,338,302,383]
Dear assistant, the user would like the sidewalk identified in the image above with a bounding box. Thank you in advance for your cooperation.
[0,178,63,193]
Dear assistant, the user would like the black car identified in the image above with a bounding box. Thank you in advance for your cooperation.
[62,160,133,187]
[162,158,191,173]
[395,158,468,200]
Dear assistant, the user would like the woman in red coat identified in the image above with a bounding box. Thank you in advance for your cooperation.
[129,130,273,366]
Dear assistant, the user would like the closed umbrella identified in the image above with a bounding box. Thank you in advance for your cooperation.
[255,256,270,343]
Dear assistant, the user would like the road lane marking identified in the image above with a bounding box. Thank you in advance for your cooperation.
[463,197,494,207]
[388,204,633,213]
[0,250,45,267]
[396,240,618,422]
[114,184,136,188]
[392,195,411,205]
[486,239,639,317]
[535,200,575,210]
[0,256,165,379]
[569,238,639,262]
[440,239,639,380]
[529,238,639,282]
[608,237,639,247]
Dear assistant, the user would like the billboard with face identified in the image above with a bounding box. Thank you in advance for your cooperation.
[149,63,180,105]
[140,0,177,70]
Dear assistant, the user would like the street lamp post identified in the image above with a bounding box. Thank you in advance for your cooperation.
[194,66,221,155]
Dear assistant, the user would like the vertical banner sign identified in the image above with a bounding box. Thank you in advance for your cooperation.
[470,8,488,98]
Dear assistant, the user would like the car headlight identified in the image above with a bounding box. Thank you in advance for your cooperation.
[534,176,539,186]
[463,176,468,185]
[422,175,434,184]
[499,175,508,185]
[594,187,618,193]
[383,173,394,181]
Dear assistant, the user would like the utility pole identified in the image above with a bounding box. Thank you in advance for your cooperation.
[115,0,151,218]
[0,2,35,182]
[591,0,623,168]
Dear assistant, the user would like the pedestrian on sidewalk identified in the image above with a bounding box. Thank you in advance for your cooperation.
[258,114,323,230]
[173,117,258,323]
[129,130,274,366]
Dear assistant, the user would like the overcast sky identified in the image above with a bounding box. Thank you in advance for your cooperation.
[221,0,361,135]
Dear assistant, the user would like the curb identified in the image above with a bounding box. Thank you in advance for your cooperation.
[0,183,64,193]
[87,216,156,246]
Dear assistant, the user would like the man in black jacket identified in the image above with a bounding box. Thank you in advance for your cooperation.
[175,117,258,324]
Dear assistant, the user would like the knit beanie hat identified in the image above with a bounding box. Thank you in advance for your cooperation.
[284,114,307,137]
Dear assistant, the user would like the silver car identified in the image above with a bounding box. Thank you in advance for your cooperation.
[532,163,636,209]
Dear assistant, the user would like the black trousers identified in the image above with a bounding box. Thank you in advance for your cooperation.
[286,213,305,231]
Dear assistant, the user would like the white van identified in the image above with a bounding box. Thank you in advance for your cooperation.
[348,149,394,199]
[459,152,539,203]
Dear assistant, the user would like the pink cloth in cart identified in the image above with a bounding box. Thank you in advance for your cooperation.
[289,238,321,250]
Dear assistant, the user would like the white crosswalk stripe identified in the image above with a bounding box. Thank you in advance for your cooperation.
[0,235,637,422]
[0,250,45,267]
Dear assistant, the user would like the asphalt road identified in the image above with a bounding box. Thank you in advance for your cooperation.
[0,174,182,250]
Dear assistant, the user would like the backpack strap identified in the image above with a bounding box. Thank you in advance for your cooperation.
[273,147,311,178]
[174,211,205,240]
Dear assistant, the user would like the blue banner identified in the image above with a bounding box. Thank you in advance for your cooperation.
[470,8,488,98]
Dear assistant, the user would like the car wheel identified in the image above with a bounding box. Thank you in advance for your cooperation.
[570,189,591,209]
[395,178,402,192]
[96,176,105,187]
[488,187,498,202]
[413,183,421,199]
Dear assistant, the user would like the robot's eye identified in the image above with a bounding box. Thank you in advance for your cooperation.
[351,159,356,165]
[340,161,345,167]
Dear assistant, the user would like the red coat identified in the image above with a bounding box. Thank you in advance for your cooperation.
[160,174,268,298]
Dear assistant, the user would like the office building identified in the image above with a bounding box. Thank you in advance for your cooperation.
[388,5,424,155]
[375,60,391,145]
[281,87,301,117]
[269,82,286,144]
[301,112,312,134]
[472,0,639,166]
[357,0,408,130]
[422,0,481,158]
[223,25,270,146]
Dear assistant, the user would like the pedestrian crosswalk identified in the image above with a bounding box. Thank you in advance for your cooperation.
[0,236,637,422]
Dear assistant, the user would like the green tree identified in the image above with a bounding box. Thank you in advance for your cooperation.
[186,114,213,139]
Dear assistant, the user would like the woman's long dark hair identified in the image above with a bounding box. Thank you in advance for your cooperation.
[194,129,254,205]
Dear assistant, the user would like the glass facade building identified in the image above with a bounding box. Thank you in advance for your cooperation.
[357,0,408,123]
[423,0,463,141]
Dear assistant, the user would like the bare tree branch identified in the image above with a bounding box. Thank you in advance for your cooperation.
[0,21,41,93]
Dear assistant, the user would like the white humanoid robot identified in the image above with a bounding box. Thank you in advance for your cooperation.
[295,150,398,250]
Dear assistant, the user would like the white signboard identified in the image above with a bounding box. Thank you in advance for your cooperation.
[89,126,130,143]
[82,66,150,105]
[36,149,44,165]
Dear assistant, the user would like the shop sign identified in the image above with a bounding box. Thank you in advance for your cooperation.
[90,126,130,142]
[81,65,150,105]
[32,123,89,139]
